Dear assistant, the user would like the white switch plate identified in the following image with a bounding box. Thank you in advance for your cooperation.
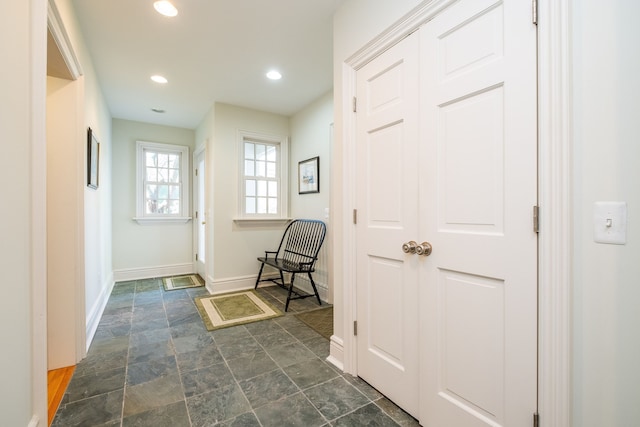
[594,201,627,244]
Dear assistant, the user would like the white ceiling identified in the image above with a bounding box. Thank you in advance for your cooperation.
[71,0,345,129]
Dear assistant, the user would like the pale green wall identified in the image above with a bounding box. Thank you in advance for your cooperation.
[111,119,195,271]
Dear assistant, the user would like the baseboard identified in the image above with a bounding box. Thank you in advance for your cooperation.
[327,334,344,371]
[209,273,329,303]
[85,272,115,352]
[113,263,194,282]
[27,415,40,427]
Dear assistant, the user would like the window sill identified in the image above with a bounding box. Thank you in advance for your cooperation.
[233,218,291,227]
[133,217,192,225]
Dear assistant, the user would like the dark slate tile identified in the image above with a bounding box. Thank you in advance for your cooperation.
[129,327,171,348]
[51,389,124,427]
[175,345,224,372]
[216,411,261,427]
[254,392,326,427]
[130,316,169,333]
[73,348,128,377]
[128,339,174,365]
[172,331,215,354]
[167,310,202,328]
[264,341,317,369]
[332,402,400,426]
[162,288,191,302]
[244,318,284,336]
[210,324,252,345]
[170,319,208,339]
[186,383,251,427]
[302,335,330,358]
[123,373,184,417]
[226,350,279,381]
[303,376,370,420]
[87,335,130,356]
[126,355,178,386]
[64,366,126,403]
[253,328,297,348]
[180,362,236,398]
[282,358,339,390]
[216,335,263,360]
[122,400,191,427]
[374,397,420,426]
[238,369,299,409]
[343,374,385,401]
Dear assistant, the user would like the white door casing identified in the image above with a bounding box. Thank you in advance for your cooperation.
[353,0,538,424]
[194,147,206,279]
[355,32,421,417]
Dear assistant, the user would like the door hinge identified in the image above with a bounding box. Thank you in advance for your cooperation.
[195,253,198,261]
[195,168,198,176]
[532,0,538,25]
[353,209,358,224]
[195,210,198,219]
[533,205,540,233]
[353,321,358,336]
[533,412,539,427]
[353,97,357,113]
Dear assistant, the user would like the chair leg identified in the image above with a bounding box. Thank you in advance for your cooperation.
[307,272,322,306]
[254,263,266,289]
[285,273,296,312]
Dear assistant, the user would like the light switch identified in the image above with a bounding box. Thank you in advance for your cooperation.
[324,207,330,219]
[594,202,627,244]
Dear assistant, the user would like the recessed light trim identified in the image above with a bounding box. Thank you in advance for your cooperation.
[154,1,178,17]
[266,70,282,80]
[151,75,168,84]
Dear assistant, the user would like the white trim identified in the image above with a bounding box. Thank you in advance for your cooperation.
[85,272,115,351]
[236,129,289,220]
[47,0,82,79]
[207,274,261,295]
[32,0,49,423]
[113,263,194,282]
[27,415,41,427]
[232,218,291,226]
[537,0,573,424]
[327,335,345,371]
[135,140,191,222]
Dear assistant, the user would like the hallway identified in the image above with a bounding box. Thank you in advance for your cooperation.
[51,279,418,426]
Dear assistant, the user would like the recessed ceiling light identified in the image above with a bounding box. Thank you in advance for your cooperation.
[151,108,166,113]
[266,70,282,80]
[154,1,178,17]
[150,75,168,84]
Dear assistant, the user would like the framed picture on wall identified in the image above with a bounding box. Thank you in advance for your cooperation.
[87,127,100,189]
[298,156,319,194]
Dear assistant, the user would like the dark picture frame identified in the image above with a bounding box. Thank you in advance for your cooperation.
[87,127,100,189]
[298,156,319,194]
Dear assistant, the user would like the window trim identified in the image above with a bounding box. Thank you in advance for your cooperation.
[236,130,289,221]
[134,140,191,225]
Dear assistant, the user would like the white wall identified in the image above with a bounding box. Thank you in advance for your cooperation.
[111,119,195,278]
[572,1,640,425]
[290,91,333,300]
[0,1,46,423]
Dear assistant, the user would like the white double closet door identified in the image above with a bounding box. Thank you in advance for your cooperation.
[355,0,538,425]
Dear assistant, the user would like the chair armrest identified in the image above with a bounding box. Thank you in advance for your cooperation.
[264,251,278,259]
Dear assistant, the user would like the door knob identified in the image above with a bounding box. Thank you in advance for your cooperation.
[415,242,432,256]
[402,241,417,254]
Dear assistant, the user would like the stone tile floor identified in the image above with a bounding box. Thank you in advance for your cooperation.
[52,278,419,426]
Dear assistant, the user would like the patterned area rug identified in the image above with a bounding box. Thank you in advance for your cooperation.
[162,275,204,291]
[194,290,283,331]
[295,307,333,339]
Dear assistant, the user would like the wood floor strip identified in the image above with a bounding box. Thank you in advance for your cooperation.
[48,365,75,426]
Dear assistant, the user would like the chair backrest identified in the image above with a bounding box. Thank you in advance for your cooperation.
[277,219,326,270]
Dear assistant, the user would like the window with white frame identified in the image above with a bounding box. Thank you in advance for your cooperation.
[239,131,288,220]
[135,141,190,224]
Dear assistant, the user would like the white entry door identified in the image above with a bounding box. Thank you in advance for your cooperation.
[194,148,206,279]
[419,0,537,425]
[355,32,421,417]
[355,0,537,424]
